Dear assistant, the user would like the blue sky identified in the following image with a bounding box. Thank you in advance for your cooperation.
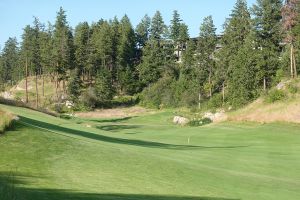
[0,0,257,49]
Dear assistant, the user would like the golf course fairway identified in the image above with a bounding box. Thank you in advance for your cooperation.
[0,104,299,200]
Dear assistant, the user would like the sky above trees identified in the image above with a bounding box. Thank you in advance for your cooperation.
[0,0,257,48]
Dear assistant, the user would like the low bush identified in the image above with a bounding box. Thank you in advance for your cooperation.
[111,96,139,107]
[188,117,212,127]
[265,89,286,103]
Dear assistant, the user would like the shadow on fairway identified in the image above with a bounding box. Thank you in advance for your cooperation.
[18,116,250,150]
[91,116,135,123]
[0,172,239,200]
[96,124,141,132]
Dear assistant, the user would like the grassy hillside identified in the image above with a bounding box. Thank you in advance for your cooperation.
[0,104,300,200]
[228,79,300,123]
[2,76,62,107]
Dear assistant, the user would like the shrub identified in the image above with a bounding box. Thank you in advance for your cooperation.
[80,87,97,109]
[207,93,224,110]
[188,117,212,127]
[265,89,286,103]
[111,96,139,107]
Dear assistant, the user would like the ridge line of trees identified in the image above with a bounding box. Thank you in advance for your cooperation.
[0,0,299,110]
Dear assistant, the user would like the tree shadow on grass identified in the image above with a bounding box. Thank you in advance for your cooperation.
[0,172,240,200]
[96,124,141,132]
[17,116,250,151]
[91,116,135,123]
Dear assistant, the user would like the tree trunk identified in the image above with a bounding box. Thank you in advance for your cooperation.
[42,72,45,97]
[35,72,39,109]
[25,57,28,103]
[263,77,266,91]
[55,72,58,100]
[293,45,297,78]
[63,79,66,94]
[177,42,180,62]
[222,81,225,106]
[291,44,294,78]
[209,67,212,98]
[198,91,201,110]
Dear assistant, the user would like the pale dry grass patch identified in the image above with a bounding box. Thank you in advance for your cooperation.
[228,96,300,123]
[75,106,157,118]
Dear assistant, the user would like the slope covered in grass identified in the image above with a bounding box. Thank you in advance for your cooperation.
[228,79,300,123]
[0,104,300,200]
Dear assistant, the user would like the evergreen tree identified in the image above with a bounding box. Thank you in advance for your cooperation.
[136,15,151,49]
[32,17,42,107]
[170,10,182,42]
[74,22,90,79]
[53,7,74,95]
[138,41,164,87]
[67,69,82,102]
[1,37,19,85]
[216,0,251,105]
[94,68,114,105]
[252,0,283,90]
[20,25,34,103]
[150,11,166,41]
[196,16,217,98]
[39,22,54,97]
[181,40,196,77]
[117,15,137,94]
[228,31,260,107]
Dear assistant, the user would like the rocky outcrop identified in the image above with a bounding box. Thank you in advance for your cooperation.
[173,116,190,125]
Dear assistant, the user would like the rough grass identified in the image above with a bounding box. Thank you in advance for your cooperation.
[228,96,300,123]
[228,79,300,123]
[75,106,157,118]
[0,109,13,133]
[0,104,300,200]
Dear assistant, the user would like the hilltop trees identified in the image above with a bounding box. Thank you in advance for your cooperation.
[0,2,298,110]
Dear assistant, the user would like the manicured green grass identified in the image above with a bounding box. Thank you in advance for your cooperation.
[0,104,300,200]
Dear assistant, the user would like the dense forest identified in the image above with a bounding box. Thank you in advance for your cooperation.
[0,0,299,110]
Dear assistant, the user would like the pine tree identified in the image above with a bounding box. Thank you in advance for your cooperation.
[53,7,74,96]
[252,0,283,90]
[117,15,137,94]
[39,22,54,97]
[1,38,19,85]
[170,10,182,42]
[74,22,90,80]
[20,25,34,103]
[136,15,151,49]
[138,41,164,87]
[32,17,42,108]
[150,11,166,41]
[67,69,82,102]
[94,68,114,106]
[216,0,251,105]
[196,16,217,99]
[228,31,260,107]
